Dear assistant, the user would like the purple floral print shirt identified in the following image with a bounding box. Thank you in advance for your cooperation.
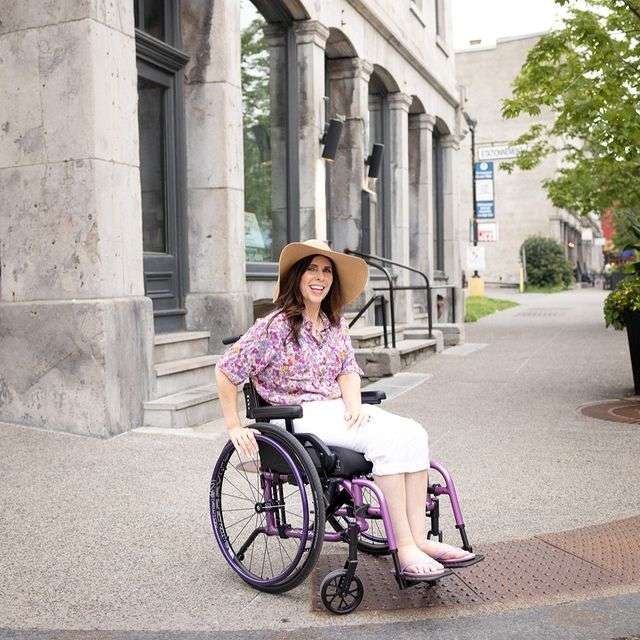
[216,310,363,405]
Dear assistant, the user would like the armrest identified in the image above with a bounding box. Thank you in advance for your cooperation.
[361,390,386,404]
[252,404,303,420]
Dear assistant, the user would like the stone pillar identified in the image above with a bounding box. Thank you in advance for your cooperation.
[294,21,330,241]
[326,57,373,252]
[442,135,463,323]
[181,0,251,349]
[0,0,154,437]
[409,112,436,315]
[387,92,413,322]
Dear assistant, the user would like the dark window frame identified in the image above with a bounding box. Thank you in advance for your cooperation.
[245,6,300,279]
[432,128,445,273]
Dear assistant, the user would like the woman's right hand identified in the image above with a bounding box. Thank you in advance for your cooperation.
[227,426,260,458]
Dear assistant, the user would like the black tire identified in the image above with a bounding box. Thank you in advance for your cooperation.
[210,422,325,594]
[320,569,364,614]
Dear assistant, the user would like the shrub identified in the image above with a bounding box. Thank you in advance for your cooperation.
[604,275,640,330]
[521,236,574,289]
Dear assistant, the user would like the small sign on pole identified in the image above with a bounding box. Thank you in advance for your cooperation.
[467,244,486,271]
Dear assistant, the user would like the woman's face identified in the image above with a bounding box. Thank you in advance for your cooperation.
[299,255,334,308]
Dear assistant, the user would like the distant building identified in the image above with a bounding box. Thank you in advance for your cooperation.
[456,34,603,286]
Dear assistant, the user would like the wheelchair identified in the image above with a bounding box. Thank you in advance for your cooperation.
[210,336,482,614]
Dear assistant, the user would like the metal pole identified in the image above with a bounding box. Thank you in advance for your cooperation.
[470,121,479,276]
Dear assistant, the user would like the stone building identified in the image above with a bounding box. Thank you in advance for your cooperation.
[456,34,603,286]
[0,0,467,437]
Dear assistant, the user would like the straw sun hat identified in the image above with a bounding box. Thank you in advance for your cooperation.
[272,239,369,305]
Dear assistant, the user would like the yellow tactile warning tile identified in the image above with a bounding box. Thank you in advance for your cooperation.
[311,516,640,613]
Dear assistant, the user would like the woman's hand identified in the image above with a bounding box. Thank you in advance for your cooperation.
[228,426,260,457]
[344,404,370,429]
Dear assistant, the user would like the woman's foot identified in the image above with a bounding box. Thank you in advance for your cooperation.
[397,544,447,579]
[417,539,475,564]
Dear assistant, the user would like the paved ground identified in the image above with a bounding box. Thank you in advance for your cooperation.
[1,287,639,638]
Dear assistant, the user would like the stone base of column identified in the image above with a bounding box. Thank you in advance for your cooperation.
[184,292,253,354]
[0,297,154,438]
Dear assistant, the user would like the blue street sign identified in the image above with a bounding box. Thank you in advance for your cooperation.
[476,201,495,219]
[474,161,494,181]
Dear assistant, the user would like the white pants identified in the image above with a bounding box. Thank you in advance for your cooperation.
[275,398,429,476]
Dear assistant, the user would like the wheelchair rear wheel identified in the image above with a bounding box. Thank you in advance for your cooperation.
[210,423,325,593]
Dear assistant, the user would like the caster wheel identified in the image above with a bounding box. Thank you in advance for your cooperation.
[320,569,364,614]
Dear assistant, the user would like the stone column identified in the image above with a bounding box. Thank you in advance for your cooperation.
[294,21,330,241]
[325,57,373,252]
[181,0,252,349]
[0,0,154,437]
[408,112,437,318]
[387,92,413,322]
[442,135,463,323]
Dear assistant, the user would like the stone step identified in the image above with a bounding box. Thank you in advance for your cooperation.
[401,328,444,352]
[143,383,222,428]
[154,354,218,397]
[343,311,368,329]
[153,331,210,364]
[354,338,438,378]
[349,325,384,348]
[433,322,464,346]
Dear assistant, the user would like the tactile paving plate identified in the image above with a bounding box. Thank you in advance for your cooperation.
[580,399,640,424]
[311,554,481,612]
[311,535,628,613]
[539,516,640,582]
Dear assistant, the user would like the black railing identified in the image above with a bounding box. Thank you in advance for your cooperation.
[346,257,396,347]
[346,249,436,342]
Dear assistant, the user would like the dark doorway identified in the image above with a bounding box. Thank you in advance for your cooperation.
[135,1,189,332]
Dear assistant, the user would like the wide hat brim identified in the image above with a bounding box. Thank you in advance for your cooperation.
[272,240,369,305]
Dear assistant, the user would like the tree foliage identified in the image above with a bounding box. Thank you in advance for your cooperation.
[501,0,640,232]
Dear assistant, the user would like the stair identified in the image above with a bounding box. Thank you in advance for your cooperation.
[354,337,439,379]
[143,331,225,428]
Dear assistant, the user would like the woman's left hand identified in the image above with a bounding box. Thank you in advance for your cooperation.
[344,404,370,429]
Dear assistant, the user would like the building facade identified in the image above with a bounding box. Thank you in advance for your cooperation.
[456,34,603,286]
[0,0,466,437]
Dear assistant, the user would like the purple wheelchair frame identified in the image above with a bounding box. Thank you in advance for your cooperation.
[257,454,472,591]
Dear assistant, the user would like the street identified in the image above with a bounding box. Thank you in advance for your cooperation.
[1,288,639,638]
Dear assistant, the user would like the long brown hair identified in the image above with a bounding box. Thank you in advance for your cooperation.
[269,254,344,345]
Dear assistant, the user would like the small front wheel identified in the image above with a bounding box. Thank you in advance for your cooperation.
[320,569,364,614]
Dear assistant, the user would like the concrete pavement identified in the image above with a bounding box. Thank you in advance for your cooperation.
[1,287,639,637]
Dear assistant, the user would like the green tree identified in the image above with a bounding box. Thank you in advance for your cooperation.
[501,0,640,236]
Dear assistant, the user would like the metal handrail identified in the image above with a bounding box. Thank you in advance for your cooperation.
[346,249,434,339]
[348,294,389,348]
[346,256,397,348]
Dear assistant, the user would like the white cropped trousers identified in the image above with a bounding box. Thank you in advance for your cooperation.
[275,397,429,476]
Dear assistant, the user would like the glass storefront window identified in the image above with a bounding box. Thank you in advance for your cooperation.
[241,0,289,263]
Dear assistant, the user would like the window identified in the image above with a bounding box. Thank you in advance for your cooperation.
[369,75,390,258]
[432,129,445,272]
[241,0,299,266]
[435,0,445,38]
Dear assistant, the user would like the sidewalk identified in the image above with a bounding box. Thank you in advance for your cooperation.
[1,288,639,637]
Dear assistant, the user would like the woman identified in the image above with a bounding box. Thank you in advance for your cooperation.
[215,239,475,580]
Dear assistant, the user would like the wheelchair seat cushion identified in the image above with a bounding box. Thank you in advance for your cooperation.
[329,446,373,477]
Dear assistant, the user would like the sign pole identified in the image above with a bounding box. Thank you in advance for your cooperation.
[465,112,485,297]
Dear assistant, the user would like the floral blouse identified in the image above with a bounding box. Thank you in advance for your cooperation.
[216,310,363,405]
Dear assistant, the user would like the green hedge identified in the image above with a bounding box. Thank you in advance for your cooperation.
[521,236,573,289]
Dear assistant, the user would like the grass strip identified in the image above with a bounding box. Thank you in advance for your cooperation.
[465,296,519,323]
